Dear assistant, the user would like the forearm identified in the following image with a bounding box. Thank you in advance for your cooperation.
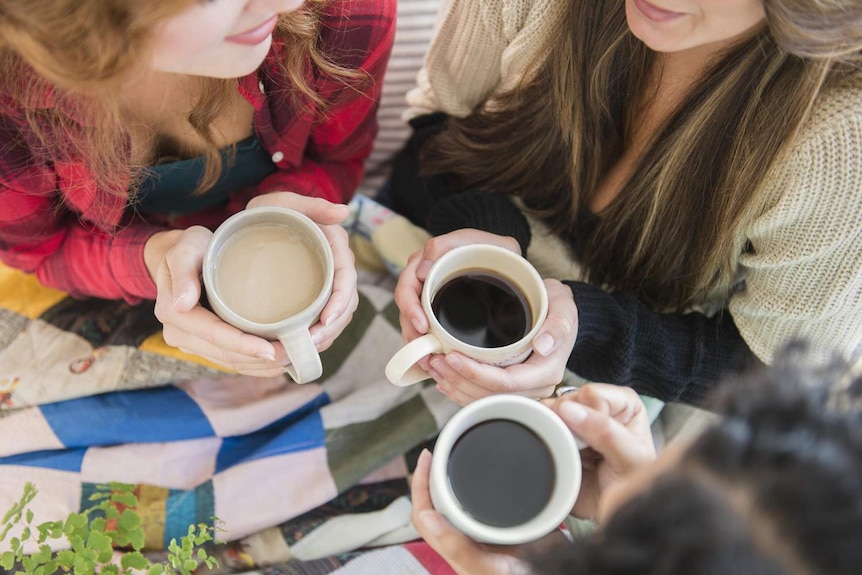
[33,223,162,302]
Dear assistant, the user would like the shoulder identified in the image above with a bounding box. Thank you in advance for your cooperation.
[757,82,862,226]
[794,82,862,151]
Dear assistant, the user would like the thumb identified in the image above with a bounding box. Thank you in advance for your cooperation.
[532,280,578,357]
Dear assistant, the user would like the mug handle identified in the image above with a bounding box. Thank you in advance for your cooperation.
[279,329,323,384]
[385,333,444,387]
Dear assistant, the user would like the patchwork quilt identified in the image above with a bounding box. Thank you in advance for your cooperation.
[0,259,460,574]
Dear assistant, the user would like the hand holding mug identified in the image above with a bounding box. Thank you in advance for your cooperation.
[543,384,657,521]
[392,229,578,403]
[411,449,537,575]
[148,193,356,381]
[247,192,358,356]
[148,226,291,378]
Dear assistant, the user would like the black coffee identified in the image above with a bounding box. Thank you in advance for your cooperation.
[431,271,531,348]
[447,419,555,528]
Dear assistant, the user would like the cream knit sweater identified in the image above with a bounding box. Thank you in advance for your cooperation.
[406,0,862,364]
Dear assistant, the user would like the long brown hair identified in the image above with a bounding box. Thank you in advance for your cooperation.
[0,0,353,198]
[425,0,862,310]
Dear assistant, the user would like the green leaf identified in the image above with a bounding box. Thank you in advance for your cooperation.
[21,527,31,541]
[147,565,165,575]
[182,559,198,572]
[100,565,119,575]
[1,551,16,570]
[68,535,85,554]
[105,507,120,520]
[73,555,94,575]
[120,552,149,571]
[26,510,34,524]
[63,514,87,535]
[118,510,141,532]
[110,493,138,508]
[21,555,37,572]
[86,530,113,563]
[41,560,57,574]
[56,550,75,568]
[87,493,110,502]
[49,524,64,539]
[129,530,145,551]
[34,544,53,563]
[89,518,106,534]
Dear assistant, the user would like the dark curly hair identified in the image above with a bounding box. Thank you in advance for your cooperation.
[533,349,862,575]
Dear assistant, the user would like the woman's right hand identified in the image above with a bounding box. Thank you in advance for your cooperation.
[145,227,287,377]
[542,384,657,521]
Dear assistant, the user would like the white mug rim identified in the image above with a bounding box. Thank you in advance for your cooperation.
[429,394,581,545]
[202,206,334,331]
[419,244,548,356]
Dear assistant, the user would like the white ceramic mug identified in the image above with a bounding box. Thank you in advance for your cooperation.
[202,207,334,384]
[429,394,582,545]
[385,244,549,387]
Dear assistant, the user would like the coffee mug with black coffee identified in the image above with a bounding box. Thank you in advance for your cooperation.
[429,394,582,545]
[202,207,334,384]
[385,244,549,387]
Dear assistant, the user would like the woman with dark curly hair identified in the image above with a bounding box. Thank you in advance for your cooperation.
[411,350,862,574]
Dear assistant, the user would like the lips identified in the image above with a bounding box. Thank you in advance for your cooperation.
[633,0,686,23]
[225,14,279,46]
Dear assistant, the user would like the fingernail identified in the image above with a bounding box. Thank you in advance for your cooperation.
[445,354,461,370]
[416,259,432,278]
[312,331,324,346]
[560,402,587,424]
[418,511,445,536]
[418,448,431,464]
[534,333,556,356]
[412,318,425,334]
[173,290,192,309]
[257,351,276,362]
[323,309,341,326]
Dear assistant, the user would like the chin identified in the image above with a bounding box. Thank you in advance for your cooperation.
[625,2,686,53]
[218,37,273,78]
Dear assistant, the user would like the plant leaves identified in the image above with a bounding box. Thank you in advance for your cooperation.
[118,511,141,532]
[120,552,149,571]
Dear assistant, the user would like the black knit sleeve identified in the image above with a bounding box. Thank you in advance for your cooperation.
[564,280,762,407]
[388,113,532,252]
[425,190,532,254]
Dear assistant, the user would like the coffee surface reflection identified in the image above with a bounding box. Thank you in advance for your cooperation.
[447,419,555,527]
[431,271,531,348]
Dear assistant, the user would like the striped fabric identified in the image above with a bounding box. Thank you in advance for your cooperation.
[358,0,442,198]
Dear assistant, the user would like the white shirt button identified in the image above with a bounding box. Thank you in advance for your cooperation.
[258,80,266,94]
[271,151,284,163]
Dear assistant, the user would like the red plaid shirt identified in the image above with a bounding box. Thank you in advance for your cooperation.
[0,0,395,303]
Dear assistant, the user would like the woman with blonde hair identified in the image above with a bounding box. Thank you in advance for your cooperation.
[390,0,862,405]
[0,0,395,376]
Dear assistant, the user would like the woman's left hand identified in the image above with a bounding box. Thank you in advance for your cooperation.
[411,449,535,575]
[246,192,359,354]
[427,278,578,405]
